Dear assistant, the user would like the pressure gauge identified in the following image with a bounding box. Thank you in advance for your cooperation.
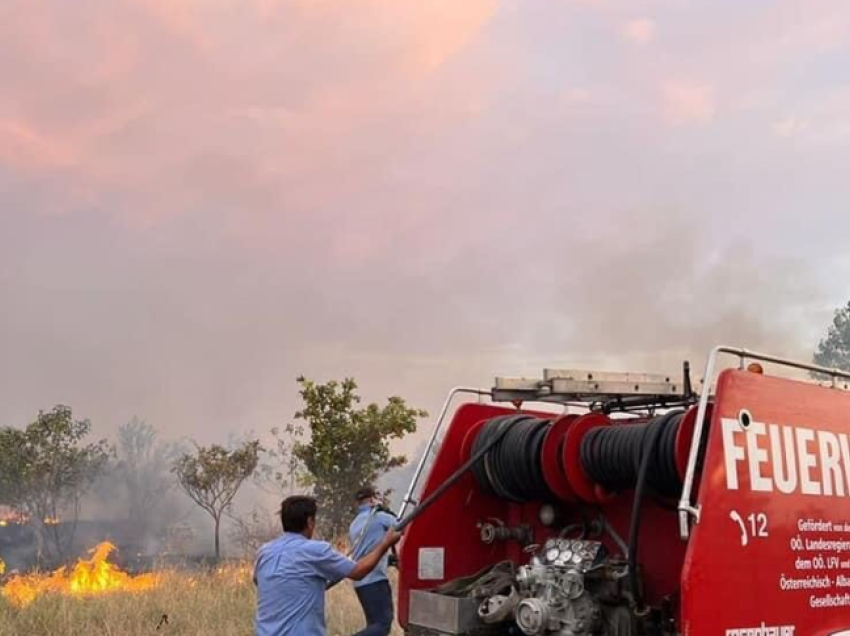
[538,504,557,527]
[546,547,560,563]
[571,552,583,565]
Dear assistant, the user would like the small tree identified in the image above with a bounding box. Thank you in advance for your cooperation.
[0,406,110,564]
[256,424,304,496]
[115,418,183,540]
[292,377,426,538]
[227,506,281,557]
[173,441,260,560]
[814,301,850,371]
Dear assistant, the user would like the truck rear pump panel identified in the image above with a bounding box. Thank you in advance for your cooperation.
[398,368,850,635]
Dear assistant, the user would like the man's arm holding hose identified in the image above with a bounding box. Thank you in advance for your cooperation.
[347,527,402,581]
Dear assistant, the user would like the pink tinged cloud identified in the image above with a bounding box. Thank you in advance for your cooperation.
[661,81,716,126]
[1,0,497,229]
[764,0,850,53]
[774,117,809,138]
[560,88,592,106]
[0,120,76,171]
[771,89,850,143]
[135,0,496,75]
[408,0,497,72]
[623,18,656,45]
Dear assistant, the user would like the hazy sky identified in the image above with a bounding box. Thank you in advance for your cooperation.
[2,0,849,450]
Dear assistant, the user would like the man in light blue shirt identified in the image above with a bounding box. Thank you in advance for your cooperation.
[254,495,401,636]
[348,485,398,636]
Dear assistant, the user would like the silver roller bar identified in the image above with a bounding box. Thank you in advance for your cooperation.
[397,387,491,520]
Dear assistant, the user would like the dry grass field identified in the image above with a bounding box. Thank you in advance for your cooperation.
[0,563,404,636]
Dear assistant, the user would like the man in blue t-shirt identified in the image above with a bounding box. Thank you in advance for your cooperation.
[254,495,401,636]
[348,485,398,636]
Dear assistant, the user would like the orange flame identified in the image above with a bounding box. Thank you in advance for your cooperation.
[1,542,158,607]
[0,509,28,526]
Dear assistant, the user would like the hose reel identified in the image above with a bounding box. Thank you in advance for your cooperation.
[466,408,698,504]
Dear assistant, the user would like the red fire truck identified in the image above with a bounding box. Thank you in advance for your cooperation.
[395,346,850,636]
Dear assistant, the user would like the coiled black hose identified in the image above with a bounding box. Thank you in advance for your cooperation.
[579,411,685,498]
[472,415,554,503]
[627,411,684,613]
[579,410,685,612]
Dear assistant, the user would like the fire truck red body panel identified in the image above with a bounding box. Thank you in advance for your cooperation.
[681,369,850,635]
[397,364,850,635]
[398,404,688,628]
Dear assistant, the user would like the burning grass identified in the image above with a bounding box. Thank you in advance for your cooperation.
[2,542,158,607]
[0,545,403,636]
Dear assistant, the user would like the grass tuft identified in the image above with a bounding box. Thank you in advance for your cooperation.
[0,564,403,636]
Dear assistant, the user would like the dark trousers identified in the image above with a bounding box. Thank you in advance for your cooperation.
[353,580,393,636]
